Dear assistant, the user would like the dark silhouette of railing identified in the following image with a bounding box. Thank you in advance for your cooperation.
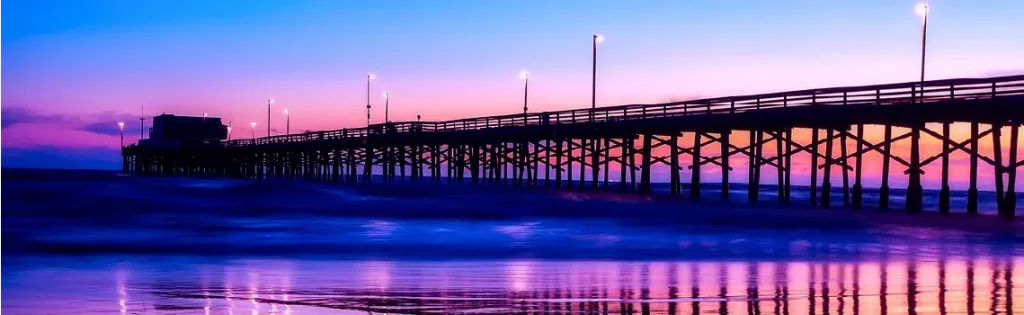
[225,75,1024,147]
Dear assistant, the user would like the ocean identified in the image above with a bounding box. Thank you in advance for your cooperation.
[1,168,1022,314]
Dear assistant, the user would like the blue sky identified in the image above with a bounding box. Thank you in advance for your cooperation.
[3,0,1023,175]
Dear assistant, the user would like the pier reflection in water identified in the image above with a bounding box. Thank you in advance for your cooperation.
[6,255,1020,315]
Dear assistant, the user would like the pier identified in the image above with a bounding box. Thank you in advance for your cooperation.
[122,75,1024,217]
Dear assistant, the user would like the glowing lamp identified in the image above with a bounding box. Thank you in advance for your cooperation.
[914,3,929,18]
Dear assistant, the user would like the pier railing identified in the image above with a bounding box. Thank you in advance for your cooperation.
[226,75,1024,147]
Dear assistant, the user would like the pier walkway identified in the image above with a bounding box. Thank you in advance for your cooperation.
[123,75,1024,217]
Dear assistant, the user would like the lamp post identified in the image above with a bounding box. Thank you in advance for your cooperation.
[915,3,929,84]
[284,109,290,135]
[519,70,529,117]
[367,73,376,126]
[227,126,232,141]
[382,91,390,123]
[139,105,145,142]
[266,98,274,137]
[117,122,125,147]
[906,3,930,213]
[592,34,604,121]
[250,122,257,140]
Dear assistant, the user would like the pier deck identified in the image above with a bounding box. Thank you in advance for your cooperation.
[123,75,1024,217]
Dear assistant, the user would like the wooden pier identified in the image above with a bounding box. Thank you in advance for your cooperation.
[123,75,1024,217]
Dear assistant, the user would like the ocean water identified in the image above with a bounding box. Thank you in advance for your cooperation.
[1,168,1022,314]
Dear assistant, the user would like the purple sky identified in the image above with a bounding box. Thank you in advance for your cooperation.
[2,0,1022,188]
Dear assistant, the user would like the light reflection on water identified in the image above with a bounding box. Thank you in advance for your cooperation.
[2,255,1021,314]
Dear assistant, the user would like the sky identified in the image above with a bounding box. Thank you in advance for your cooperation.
[2,0,1023,188]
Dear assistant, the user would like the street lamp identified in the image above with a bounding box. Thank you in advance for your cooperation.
[227,126,232,140]
[915,3,929,84]
[117,122,125,147]
[367,73,376,126]
[519,70,529,117]
[592,34,605,121]
[283,109,290,135]
[250,122,257,139]
[139,105,145,142]
[266,98,274,137]
[382,91,390,123]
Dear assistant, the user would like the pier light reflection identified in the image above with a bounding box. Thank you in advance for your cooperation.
[224,270,235,315]
[361,260,393,292]
[248,271,260,315]
[115,268,128,315]
[506,260,533,292]
[132,254,1024,315]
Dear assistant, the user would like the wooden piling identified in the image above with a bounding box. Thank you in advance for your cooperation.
[555,138,564,187]
[840,130,850,207]
[619,137,628,192]
[853,125,864,209]
[810,128,819,206]
[775,130,784,204]
[721,131,730,202]
[747,130,757,203]
[880,126,892,210]
[784,129,793,203]
[939,123,951,214]
[1005,124,1019,217]
[670,134,680,196]
[567,139,574,188]
[967,122,979,214]
[592,138,600,190]
[821,129,834,208]
[602,138,611,190]
[993,124,1005,214]
[691,132,702,200]
[906,125,923,213]
[640,134,653,194]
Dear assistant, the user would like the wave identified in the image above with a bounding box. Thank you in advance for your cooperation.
[2,169,1023,260]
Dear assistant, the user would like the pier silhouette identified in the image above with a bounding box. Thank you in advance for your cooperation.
[122,75,1024,217]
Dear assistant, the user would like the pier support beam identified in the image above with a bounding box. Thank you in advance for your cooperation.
[592,138,600,190]
[841,130,850,207]
[555,139,564,188]
[619,138,628,192]
[993,124,1005,216]
[640,134,653,194]
[810,128,819,206]
[967,122,979,214]
[880,125,892,210]
[906,125,924,213]
[690,132,702,200]
[821,128,834,208]
[939,122,951,214]
[775,130,785,204]
[1004,123,1018,218]
[720,131,731,203]
[670,134,681,196]
[784,129,792,203]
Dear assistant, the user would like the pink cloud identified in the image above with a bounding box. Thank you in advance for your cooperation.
[2,123,124,149]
